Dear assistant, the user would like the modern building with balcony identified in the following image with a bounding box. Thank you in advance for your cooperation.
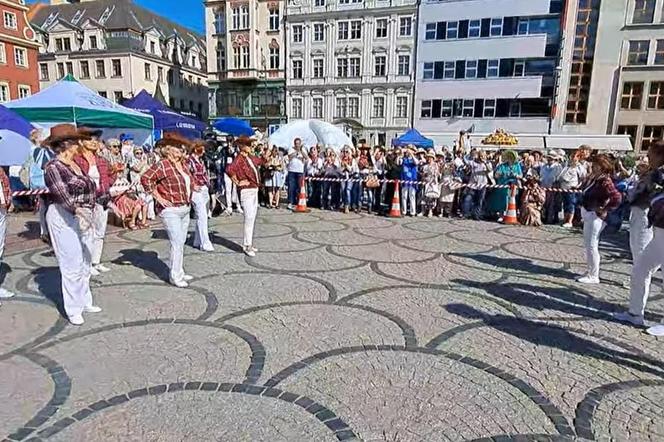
[414,0,564,145]
[285,0,417,145]
[551,0,664,152]
[205,0,286,131]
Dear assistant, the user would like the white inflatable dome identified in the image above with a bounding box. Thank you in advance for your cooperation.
[268,120,353,153]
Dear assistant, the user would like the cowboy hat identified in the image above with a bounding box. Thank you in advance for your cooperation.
[155,132,193,150]
[425,151,435,158]
[78,127,103,139]
[43,124,89,148]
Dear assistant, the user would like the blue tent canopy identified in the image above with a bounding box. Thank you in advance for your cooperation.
[392,128,434,149]
[122,90,206,139]
[212,117,254,137]
[0,104,34,166]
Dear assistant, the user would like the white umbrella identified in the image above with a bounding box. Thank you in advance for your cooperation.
[268,120,352,153]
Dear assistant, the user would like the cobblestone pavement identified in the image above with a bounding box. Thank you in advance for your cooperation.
[2,210,664,442]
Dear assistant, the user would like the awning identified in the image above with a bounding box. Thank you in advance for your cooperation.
[544,135,633,151]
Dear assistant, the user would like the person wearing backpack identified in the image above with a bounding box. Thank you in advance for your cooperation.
[30,138,55,243]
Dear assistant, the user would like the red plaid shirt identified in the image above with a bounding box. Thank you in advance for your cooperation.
[188,155,209,187]
[45,160,97,213]
[0,168,11,208]
[226,154,264,190]
[141,159,193,210]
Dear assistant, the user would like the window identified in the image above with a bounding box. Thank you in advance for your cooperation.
[4,12,17,29]
[98,91,107,98]
[621,82,644,110]
[487,59,499,77]
[423,62,433,79]
[313,97,323,118]
[315,0,325,6]
[180,99,185,109]
[293,25,303,43]
[398,55,410,76]
[158,67,163,82]
[144,63,151,80]
[337,58,348,77]
[633,0,656,24]
[444,61,455,79]
[643,126,664,150]
[292,59,303,79]
[18,85,30,99]
[399,17,412,36]
[336,97,347,118]
[80,61,89,78]
[465,60,478,78]
[628,40,650,65]
[374,55,386,76]
[351,20,362,39]
[89,36,97,49]
[518,19,529,35]
[39,63,49,80]
[469,19,481,38]
[96,60,106,78]
[490,18,503,36]
[349,57,360,77]
[241,45,249,68]
[14,47,26,67]
[114,91,123,103]
[313,58,324,78]
[338,22,349,40]
[510,101,521,117]
[484,99,496,117]
[65,62,73,75]
[0,83,9,102]
[442,100,453,117]
[421,100,432,118]
[214,10,225,34]
[460,99,473,117]
[233,46,241,68]
[376,19,388,38]
[616,125,638,146]
[232,7,241,30]
[348,97,359,118]
[150,41,156,54]
[648,81,664,109]
[447,21,458,39]
[56,37,71,52]
[241,5,249,29]
[514,60,526,77]
[217,45,226,70]
[269,7,279,31]
[655,40,664,64]
[0,43,4,64]
[111,59,122,77]
[57,63,65,79]
[313,23,325,42]
[396,96,408,118]
[269,46,279,69]
[373,97,385,118]
[425,23,436,40]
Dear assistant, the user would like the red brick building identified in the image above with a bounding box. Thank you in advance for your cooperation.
[0,0,40,103]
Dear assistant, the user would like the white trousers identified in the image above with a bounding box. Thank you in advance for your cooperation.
[629,206,653,260]
[630,227,664,316]
[582,208,606,279]
[159,206,190,283]
[401,187,417,215]
[142,193,155,220]
[91,204,108,265]
[240,188,258,248]
[47,204,94,318]
[192,186,212,249]
[0,208,6,259]
[224,174,238,208]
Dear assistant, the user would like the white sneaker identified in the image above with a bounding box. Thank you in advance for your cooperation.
[223,209,233,216]
[201,244,215,252]
[562,223,573,228]
[84,305,102,313]
[90,267,100,276]
[183,275,194,282]
[249,246,258,253]
[243,247,256,257]
[95,264,111,273]
[613,311,646,327]
[416,213,423,217]
[646,324,664,336]
[236,207,244,214]
[170,279,189,288]
[287,204,294,211]
[69,314,84,326]
[577,275,600,284]
[497,217,504,223]
[0,288,15,298]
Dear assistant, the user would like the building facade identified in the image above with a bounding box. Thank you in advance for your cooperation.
[205,0,287,131]
[0,0,40,103]
[30,0,208,119]
[414,0,564,144]
[285,0,417,145]
[552,0,664,152]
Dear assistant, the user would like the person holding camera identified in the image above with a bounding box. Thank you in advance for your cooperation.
[221,141,241,216]
[264,146,286,209]
[399,146,419,217]
[287,138,306,210]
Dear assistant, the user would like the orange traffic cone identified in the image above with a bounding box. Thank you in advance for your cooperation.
[502,184,519,225]
[294,176,310,213]
[389,181,402,218]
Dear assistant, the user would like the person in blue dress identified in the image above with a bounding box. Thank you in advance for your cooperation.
[487,150,522,221]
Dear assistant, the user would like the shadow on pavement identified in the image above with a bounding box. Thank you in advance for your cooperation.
[449,253,578,279]
[112,249,169,282]
[209,232,243,253]
[32,266,66,317]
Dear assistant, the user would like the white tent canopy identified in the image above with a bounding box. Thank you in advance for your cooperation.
[268,120,352,153]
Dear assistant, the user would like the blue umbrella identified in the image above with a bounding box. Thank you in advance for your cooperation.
[0,104,34,166]
[212,117,254,137]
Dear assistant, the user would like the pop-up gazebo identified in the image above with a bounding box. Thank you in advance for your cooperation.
[392,128,434,149]
[6,75,153,133]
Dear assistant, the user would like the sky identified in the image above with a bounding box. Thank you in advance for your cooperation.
[28,0,205,34]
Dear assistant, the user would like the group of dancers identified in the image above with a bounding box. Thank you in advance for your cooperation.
[0,125,260,325]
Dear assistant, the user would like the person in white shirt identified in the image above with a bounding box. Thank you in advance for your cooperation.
[306,145,324,208]
[558,152,588,228]
[540,151,564,224]
[287,138,306,210]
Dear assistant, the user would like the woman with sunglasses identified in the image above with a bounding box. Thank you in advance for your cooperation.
[141,134,196,288]
[188,140,214,252]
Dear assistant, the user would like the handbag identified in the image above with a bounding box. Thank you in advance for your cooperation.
[425,181,441,199]
[364,174,380,189]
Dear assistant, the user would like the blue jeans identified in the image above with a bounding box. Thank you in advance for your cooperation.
[287,172,303,205]
[462,188,486,219]
[343,181,360,208]
[562,192,577,215]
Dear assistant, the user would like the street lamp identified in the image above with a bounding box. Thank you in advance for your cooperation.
[260,54,268,133]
